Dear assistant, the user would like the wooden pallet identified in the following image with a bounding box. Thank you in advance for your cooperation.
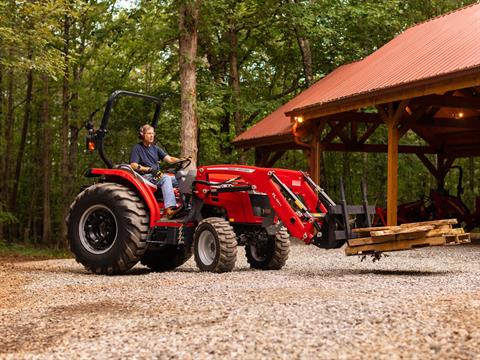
[346,219,470,256]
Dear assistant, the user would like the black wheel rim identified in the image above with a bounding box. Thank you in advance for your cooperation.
[250,233,269,261]
[79,205,118,254]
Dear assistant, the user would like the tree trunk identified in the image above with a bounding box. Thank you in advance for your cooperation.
[69,66,81,195]
[59,11,71,248]
[178,0,200,166]
[31,104,42,245]
[296,34,312,87]
[0,58,4,240]
[4,68,15,210]
[289,0,313,86]
[11,63,34,212]
[229,27,242,136]
[41,75,51,245]
[229,27,246,163]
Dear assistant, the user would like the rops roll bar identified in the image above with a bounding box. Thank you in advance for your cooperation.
[90,90,162,168]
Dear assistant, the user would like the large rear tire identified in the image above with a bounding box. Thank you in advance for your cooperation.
[141,245,193,271]
[66,183,149,275]
[245,227,290,270]
[194,217,237,273]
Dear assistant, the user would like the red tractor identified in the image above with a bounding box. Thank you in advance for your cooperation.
[67,91,373,274]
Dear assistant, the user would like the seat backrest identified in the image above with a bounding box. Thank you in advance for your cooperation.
[114,164,158,191]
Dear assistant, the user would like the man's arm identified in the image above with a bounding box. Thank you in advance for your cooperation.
[130,162,150,173]
[163,155,181,164]
[130,144,151,173]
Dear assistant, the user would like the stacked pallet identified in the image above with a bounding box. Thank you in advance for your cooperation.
[345,219,470,256]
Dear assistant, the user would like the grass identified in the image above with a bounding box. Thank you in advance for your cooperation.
[0,241,71,261]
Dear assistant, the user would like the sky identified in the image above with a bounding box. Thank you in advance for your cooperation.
[115,0,136,9]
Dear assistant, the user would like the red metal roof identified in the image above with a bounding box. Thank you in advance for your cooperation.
[234,3,480,146]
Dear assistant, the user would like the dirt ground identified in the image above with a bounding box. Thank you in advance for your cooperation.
[1,243,479,359]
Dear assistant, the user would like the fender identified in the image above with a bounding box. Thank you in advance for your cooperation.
[88,168,161,227]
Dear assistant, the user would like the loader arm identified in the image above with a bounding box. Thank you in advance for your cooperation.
[195,165,325,243]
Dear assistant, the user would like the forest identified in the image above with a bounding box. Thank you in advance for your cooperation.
[0,0,478,248]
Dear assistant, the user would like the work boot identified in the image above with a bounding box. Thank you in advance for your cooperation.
[165,205,183,219]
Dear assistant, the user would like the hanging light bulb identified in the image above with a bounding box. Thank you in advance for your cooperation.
[294,116,304,124]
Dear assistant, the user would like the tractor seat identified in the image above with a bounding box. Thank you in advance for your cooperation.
[114,164,158,192]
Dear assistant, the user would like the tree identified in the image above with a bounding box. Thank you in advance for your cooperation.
[179,0,200,165]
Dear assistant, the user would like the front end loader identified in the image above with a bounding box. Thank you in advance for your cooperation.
[66,91,375,274]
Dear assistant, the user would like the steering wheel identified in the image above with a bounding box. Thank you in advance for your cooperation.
[164,157,192,173]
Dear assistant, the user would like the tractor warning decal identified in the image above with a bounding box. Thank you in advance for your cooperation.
[292,180,301,187]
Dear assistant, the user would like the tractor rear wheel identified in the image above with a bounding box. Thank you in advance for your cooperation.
[193,217,237,273]
[66,183,149,275]
[245,228,290,270]
[141,245,192,271]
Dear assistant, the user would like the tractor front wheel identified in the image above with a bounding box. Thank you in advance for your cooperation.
[66,183,149,275]
[245,228,290,270]
[193,218,237,273]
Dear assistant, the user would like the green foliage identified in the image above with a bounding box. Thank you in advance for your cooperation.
[1,0,478,247]
[0,202,17,225]
[0,241,70,259]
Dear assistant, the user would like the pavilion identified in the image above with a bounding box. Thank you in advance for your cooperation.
[233,3,480,225]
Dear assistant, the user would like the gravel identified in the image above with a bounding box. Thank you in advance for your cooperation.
[1,242,479,359]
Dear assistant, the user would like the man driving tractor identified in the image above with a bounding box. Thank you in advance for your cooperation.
[130,124,183,218]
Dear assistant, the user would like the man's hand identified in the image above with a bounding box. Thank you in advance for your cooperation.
[131,163,151,173]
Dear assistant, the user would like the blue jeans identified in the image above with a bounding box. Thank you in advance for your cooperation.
[144,174,177,208]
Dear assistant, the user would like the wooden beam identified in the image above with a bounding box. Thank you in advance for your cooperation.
[325,143,437,154]
[379,101,408,226]
[409,124,443,148]
[392,100,410,127]
[351,121,358,143]
[444,157,456,172]
[255,148,270,167]
[411,94,480,109]
[321,120,349,144]
[444,144,480,156]
[234,133,295,149]
[358,123,380,144]
[327,120,351,145]
[418,117,480,129]
[436,155,456,189]
[416,153,440,179]
[265,150,286,167]
[318,112,382,124]
[398,105,428,137]
[387,124,399,226]
[309,122,325,184]
[434,130,480,144]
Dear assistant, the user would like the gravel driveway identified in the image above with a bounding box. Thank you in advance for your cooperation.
[1,242,479,359]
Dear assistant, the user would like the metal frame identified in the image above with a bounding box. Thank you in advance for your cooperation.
[94,90,162,168]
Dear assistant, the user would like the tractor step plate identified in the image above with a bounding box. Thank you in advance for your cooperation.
[345,219,471,256]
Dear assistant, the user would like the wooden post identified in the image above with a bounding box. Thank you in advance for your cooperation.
[309,121,325,184]
[379,100,409,226]
[310,136,321,184]
[387,124,399,226]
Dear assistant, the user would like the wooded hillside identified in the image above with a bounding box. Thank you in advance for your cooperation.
[0,0,477,247]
